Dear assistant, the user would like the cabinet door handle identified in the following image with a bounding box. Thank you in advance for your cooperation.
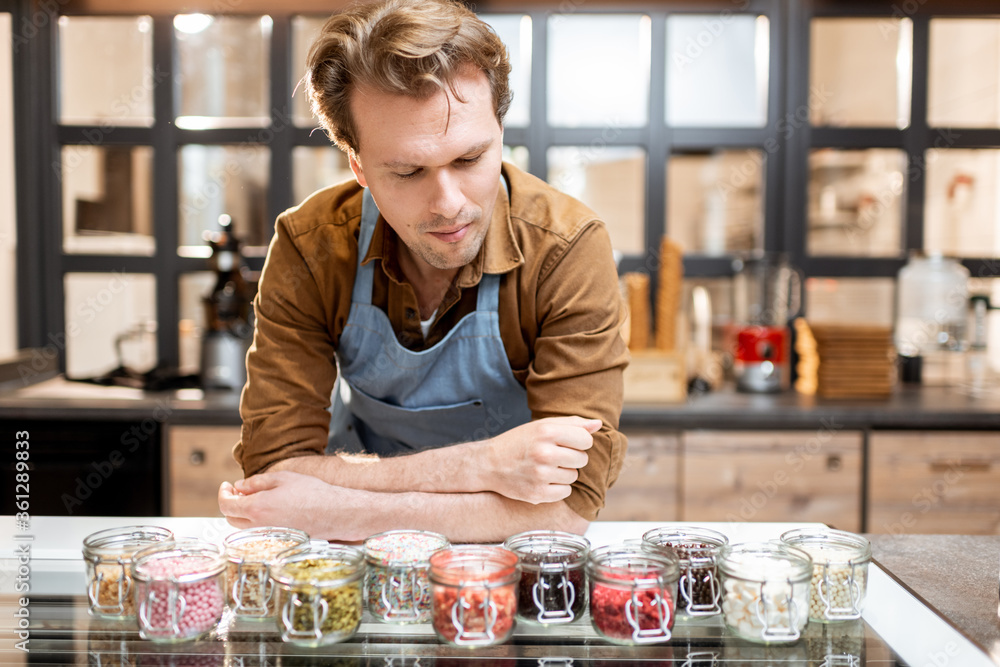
[826,454,842,472]
[189,449,206,466]
[928,460,991,474]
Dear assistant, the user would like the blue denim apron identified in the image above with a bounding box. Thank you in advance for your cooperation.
[327,187,531,456]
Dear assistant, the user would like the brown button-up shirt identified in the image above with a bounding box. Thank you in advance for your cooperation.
[235,163,630,521]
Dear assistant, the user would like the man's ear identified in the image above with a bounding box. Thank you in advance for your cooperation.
[348,151,367,187]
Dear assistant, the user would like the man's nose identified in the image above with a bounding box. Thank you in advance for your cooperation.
[428,169,464,220]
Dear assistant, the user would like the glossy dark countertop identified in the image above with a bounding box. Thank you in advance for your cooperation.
[867,533,1000,663]
[2,375,1000,429]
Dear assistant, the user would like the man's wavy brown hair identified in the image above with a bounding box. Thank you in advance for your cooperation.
[305,0,512,156]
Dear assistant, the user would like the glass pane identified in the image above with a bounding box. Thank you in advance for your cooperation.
[175,15,271,128]
[292,146,354,204]
[810,18,912,128]
[807,148,906,257]
[924,148,1000,258]
[547,146,646,255]
[64,273,157,379]
[806,277,895,326]
[503,145,529,173]
[178,145,270,253]
[291,16,326,128]
[481,14,531,128]
[929,19,1000,128]
[666,15,769,128]
[548,15,650,127]
[58,16,154,126]
[61,145,154,255]
[1,13,15,357]
[666,150,764,255]
[179,271,216,375]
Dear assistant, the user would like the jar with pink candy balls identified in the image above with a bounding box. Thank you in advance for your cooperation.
[131,539,227,643]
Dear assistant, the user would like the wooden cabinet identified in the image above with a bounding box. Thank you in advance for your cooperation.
[600,431,679,521]
[681,430,863,532]
[166,425,243,517]
[868,431,1000,535]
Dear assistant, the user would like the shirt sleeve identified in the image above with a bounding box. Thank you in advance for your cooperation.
[526,221,630,521]
[233,212,349,478]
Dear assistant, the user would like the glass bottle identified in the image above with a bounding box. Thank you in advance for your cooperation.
[363,529,449,624]
[503,530,590,625]
[779,528,872,622]
[82,525,173,619]
[642,526,728,617]
[429,545,520,647]
[269,543,365,647]
[717,541,812,644]
[223,526,309,620]
[587,541,680,645]
[131,539,227,643]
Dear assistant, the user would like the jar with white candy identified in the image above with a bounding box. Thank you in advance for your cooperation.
[779,528,871,623]
[717,542,812,644]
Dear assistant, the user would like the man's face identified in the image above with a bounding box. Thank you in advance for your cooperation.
[348,69,503,273]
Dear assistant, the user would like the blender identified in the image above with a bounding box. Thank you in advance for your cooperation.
[731,253,803,393]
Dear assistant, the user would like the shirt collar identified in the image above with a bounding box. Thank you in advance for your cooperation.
[361,164,525,287]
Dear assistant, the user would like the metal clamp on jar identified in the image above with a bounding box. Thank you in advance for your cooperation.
[363,529,449,624]
[131,539,227,643]
[587,541,680,645]
[504,530,590,625]
[269,543,365,647]
[429,545,520,647]
[642,526,728,618]
[718,542,812,644]
[223,526,309,620]
[780,528,872,622]
[82,525,173,619]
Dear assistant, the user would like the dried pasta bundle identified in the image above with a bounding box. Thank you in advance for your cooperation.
[624,272,651,351]
[655,237,684,352]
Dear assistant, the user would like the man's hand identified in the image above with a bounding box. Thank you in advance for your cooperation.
[219,471,366,541]
[480,416,600,504]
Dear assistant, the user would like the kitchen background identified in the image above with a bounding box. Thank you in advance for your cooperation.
[3,0,1000,532]
[4,0,1000,385]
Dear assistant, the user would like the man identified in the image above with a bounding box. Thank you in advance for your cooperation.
[218,0,629,542]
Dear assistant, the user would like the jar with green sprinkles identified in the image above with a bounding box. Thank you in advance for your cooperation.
[269,543,365,646]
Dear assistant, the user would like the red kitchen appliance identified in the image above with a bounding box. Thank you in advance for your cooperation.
[731,253,802,393]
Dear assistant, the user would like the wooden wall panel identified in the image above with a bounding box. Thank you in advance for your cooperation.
[600,431,679,522]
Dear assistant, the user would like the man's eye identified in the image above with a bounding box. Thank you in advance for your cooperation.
[396,170,420,180]
[459,155,482,166]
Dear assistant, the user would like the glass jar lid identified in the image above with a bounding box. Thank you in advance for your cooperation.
[363,530,449,567]
[269,543,365,587]
[503,530,590,571]
[717,541,813,584]
[641,526,728,563]
[587,541,681,585]
[82,525,174,562]
[429,545,520,587]
[224,526,310,564]
[131,539,227,584]
[778,528,872,565]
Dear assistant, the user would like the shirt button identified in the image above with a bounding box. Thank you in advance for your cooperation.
[405,308,417,319]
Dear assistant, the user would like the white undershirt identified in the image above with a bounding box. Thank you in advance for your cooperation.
[420,309,438,338]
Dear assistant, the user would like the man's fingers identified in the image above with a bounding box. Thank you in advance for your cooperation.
[233,471,292,494]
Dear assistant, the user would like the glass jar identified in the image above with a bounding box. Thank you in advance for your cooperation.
[586,542,680,645]
[642,526,728,618]
[364,529,449,624]
[717,542,812,644]
[82,525,173,619]
[131,539,227,643]
[429,545,520,647]
[779,528,872,623]
[269,543,365,647]
[223,526,309,620]
[503,530,590,625]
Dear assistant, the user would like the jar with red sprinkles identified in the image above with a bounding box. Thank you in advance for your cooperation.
[131,539,227,643]
[429,545,520,647]
[587,542,680,645]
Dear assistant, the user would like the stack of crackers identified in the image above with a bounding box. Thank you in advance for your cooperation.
[794,319,896,398]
